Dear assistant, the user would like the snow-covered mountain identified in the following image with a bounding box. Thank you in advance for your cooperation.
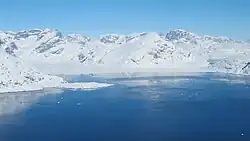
[0,47,66,93]
[1,28,250,75]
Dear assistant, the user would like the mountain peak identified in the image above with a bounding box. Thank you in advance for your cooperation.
[67,34,90,43]
[100,34,124,44]
[138,32,163,41]
[165,29,197,41]
[164,29,236,43]
[174,28,190,33]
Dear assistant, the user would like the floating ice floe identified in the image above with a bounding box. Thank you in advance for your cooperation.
[0,82,114,93]
[56,82,114,91]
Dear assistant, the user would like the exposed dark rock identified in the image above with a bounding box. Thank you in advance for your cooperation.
[242,62,250,70]
[35,38,63,53]
[5,42,18,55]
[78,53,88,63]
[0,39,4,45]
[24,76,36,81]
[165,29,195,41]
[100,34,124,44]
[51,48,64,54]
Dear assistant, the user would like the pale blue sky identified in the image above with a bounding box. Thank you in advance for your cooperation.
[0,0,250,39]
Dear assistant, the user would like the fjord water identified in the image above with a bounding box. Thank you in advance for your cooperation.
[1,74,250,141]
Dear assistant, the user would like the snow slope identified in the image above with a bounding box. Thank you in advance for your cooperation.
[0,47,66,93]
[0,48,113,93]
[1,29,250,75]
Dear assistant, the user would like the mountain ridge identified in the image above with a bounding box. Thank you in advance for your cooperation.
[0,28,244,42]
[1,28,250,75]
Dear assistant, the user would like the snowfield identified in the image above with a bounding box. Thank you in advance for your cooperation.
[0,28,250,92]
[0,45,113,93]
[0,48,66,93]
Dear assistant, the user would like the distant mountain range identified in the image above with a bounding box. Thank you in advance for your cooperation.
[1,28,250,78]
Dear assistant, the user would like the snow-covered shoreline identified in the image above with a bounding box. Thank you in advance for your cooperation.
[0,82,114,94]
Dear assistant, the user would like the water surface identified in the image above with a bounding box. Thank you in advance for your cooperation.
[1,74,250,141]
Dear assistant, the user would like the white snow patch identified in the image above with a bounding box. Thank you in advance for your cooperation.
[115,79,190,87]
[57,82,114,90]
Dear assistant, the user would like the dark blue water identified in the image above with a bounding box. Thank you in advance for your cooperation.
[1,75,250,141]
